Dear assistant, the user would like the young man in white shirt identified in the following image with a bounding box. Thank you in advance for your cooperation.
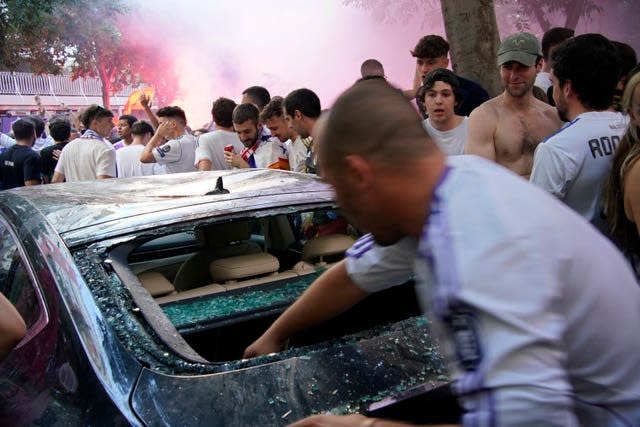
[530,34,627,222]
[52,105,116,182]
[418,68,468,156]
[116,120,156,177]
[195,97,243,171]
[140,106,197,174]
[260,97,308,172]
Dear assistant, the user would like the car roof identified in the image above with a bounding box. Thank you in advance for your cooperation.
[0,169,335,247]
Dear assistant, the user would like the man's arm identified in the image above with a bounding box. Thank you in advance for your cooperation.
[464,106,497,161]
[196,159,212,171]
[224,151,250,169]
[287,413,459,427]
[140,121,172,163]
[51,172,65,183]
[140,94,159,129]
[95,146,116,179]
[402,64,422,100]
[24,152,41,186]
[243,260,369,358]
[529,142,574,200]
[0,293,26,362]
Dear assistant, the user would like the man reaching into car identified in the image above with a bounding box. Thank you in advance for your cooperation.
[245,79,640,427]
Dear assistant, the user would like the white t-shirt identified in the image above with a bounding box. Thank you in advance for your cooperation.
[116,144,155,177]
[253,137,286,169]
[152,133,197,174]
[346,155,640,426]
[1,133,16,150]
[422,117,468,156]
[534,71,552,93]
[194,130,243,170]
[55,136,116,181]
[530,111,627,221]
[285,136,309,172]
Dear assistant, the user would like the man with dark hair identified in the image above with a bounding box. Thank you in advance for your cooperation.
[283,88,321,174]
[466,32,562,178]
[241,86,271,112]
[116,120,156,177]
[260,97,308,172]
[24,115,53,153]
[406,34,489,117]
[52,105,116,182]
[611,40,638,111]
[140,105,196,174]
[530,34,626,222]
[359,58,386,80]
[535,27,575,93]
[247,79,640,427]
[113,114,137,150]
[225,103,284,169]
[417,68,467,155]
[195,97,243,171]
[0,119,40,189]
[40,117,71,183]
[283,88,321,139]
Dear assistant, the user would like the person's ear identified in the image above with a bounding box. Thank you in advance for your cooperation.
[562,79,573,99]
[294,110,303,121]
[343,154,374,191]
[535,58,543,72]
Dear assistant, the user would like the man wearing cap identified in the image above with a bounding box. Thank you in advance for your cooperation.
[465,32,562,178]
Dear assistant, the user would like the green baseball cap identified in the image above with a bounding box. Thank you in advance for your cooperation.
[497,32,542,67]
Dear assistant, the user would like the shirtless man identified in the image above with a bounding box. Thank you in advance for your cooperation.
[465,32,563,178]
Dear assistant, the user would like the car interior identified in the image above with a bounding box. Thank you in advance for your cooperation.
[118,208,422,363]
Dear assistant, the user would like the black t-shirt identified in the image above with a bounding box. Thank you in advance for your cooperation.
[40,142,66,182]
[456,75,490,117]
[0,145,41,190]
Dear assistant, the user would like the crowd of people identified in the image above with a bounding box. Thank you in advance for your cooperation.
[1,27,640,426]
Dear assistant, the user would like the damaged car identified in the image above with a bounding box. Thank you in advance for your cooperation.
[0,169,457,426]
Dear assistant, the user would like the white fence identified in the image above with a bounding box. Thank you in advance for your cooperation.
[0,71,134,97]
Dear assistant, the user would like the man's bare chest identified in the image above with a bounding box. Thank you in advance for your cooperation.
[494,112,558,157]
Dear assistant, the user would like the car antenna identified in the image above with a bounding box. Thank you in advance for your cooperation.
[206,176,230,195]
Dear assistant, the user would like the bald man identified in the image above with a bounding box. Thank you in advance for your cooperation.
[245,79,640,427]
[360,58,386,80]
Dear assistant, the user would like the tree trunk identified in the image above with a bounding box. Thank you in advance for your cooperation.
[441,0,501,97]
[97,62,111,110]
[530,3,551,32]
[564,2,585,31]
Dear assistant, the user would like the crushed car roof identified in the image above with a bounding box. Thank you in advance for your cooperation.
[0,169,335,247]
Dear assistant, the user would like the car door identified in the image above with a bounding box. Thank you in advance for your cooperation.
[0,220,92,425]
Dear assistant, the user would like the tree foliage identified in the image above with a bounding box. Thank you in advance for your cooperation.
[495,0,602,32]
[0,0,69,72]
[0,0,179,109]
[342,0,436,26]
[57,0,138,108]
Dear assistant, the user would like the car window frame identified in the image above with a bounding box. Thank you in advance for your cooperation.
[0,217,50,349]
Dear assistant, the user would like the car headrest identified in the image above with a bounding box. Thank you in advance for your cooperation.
[209,252,279,282]
[302,234,355,263]
[195,220,252,248]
